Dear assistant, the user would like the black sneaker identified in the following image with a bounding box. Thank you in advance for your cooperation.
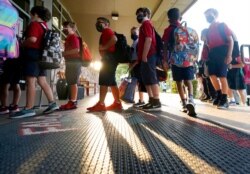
[217,100,229,109]
[180,104,188,113]
[213,97,220,106]
[142,102,161,111]
[137,102,150,109]
[186,103,197,117]
[133,101,145,108]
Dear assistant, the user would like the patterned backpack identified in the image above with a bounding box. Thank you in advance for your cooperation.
[39,23,62,69]
[0,0,19,59]
[169,22,199,67]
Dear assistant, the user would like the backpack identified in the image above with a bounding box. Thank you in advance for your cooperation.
[0,1,19,59]
[218,23,240,58]
[169,22,199,67]
[39,23,62,69]
[79,37,92,67]
[114,32,132,63]
[154,29,164,60]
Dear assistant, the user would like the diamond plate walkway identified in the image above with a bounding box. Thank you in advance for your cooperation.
[0,93,250,174]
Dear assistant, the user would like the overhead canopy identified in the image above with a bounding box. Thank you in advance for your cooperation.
[60,0,197,59]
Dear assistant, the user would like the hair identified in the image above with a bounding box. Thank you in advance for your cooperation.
[167,8,180,20]
[30,6,51,22]
[204,8,219,18]
[135,7,151,17]
[97,17,110,24]
[130,26,138,32]
[63,21,76,29]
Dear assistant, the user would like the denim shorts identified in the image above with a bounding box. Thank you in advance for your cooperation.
[171,65,194,81]
[140,54,158,85]
[208,45,228,77]
[23,48,46,77]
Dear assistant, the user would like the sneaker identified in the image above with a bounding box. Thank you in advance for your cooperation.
[213,97,220,106]
[10,108,36,119]
[228,101,237,106]
[0,106,9,115]
[180,104,188,113]
[217,100,229,109]
[87,102,106,112]
[142,102,161,111]
[43,102,59,114]
[186,103,197,117]
[133,101,145,108]
[60,101,77,110]
[106,101,123,111]
[9,104,19,113]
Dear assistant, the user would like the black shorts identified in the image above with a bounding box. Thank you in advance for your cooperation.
[140,54,158,85]
[131,63,146,92]
[227,69,246,90]
[23,48,46,77]
[171,65,194,81]
[208,45,228,77]
[99,54,118,86]
[65,60,82,85]
[0,59,21,85]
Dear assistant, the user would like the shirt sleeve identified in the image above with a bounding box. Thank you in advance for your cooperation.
[142,22,154,38]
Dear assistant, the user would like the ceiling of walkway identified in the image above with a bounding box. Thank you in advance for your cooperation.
[60,0,197,59]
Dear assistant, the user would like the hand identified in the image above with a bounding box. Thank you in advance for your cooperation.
[225,55,232,65]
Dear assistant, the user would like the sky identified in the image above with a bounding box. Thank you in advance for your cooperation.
[182,0,250,46]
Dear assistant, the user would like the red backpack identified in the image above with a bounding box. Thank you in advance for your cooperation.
[243,64,250,84]
[78,37,92,67]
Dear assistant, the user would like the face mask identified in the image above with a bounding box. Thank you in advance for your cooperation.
[96,23,104,32]
[206,15,215,23]
[131,34,138,41]
[136,14,144,23]
[63,29,69,35]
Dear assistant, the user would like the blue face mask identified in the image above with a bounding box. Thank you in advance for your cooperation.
[206,15,215,23]
[131,34,138,41]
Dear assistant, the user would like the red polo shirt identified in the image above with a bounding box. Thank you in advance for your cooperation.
[137,20,156,61]
[207,22,232,49]
[25,21,47,49]
[100,28,115,55]
[64,33,81,59]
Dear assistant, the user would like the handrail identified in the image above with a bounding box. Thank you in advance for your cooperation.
[240,44,250,65]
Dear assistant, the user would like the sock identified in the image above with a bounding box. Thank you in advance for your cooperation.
[189,94,194,100]
[152,98,160,105]
[149,97,154,104]
[182,99,187,105]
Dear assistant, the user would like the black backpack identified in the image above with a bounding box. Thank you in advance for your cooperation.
[114,32,132,63]
[154,29,164,60]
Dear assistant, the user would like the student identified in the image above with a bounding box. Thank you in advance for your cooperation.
[204,8,233,109]
[128,27,146,107]
[11,6,58,118]
[162,8,196,115]
[87,17,122,112]
[59,21,82,110]
[135,7,161,111]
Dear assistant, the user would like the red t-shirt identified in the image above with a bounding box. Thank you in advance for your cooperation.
[207,22,232,49]
[138,20,156,61]
[100,28,115,54]
[25,21,47,49]
[64,33,80,59]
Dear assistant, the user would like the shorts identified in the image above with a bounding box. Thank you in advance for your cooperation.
[99,54,118,86]
[65,60,82,85]
[131,63,146,92]
[227,68,246,90]
[208,45,228,77]
[140,54,158,85]
[23,48,46,77]
[0,59,21,85]
[171,65,194,81]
